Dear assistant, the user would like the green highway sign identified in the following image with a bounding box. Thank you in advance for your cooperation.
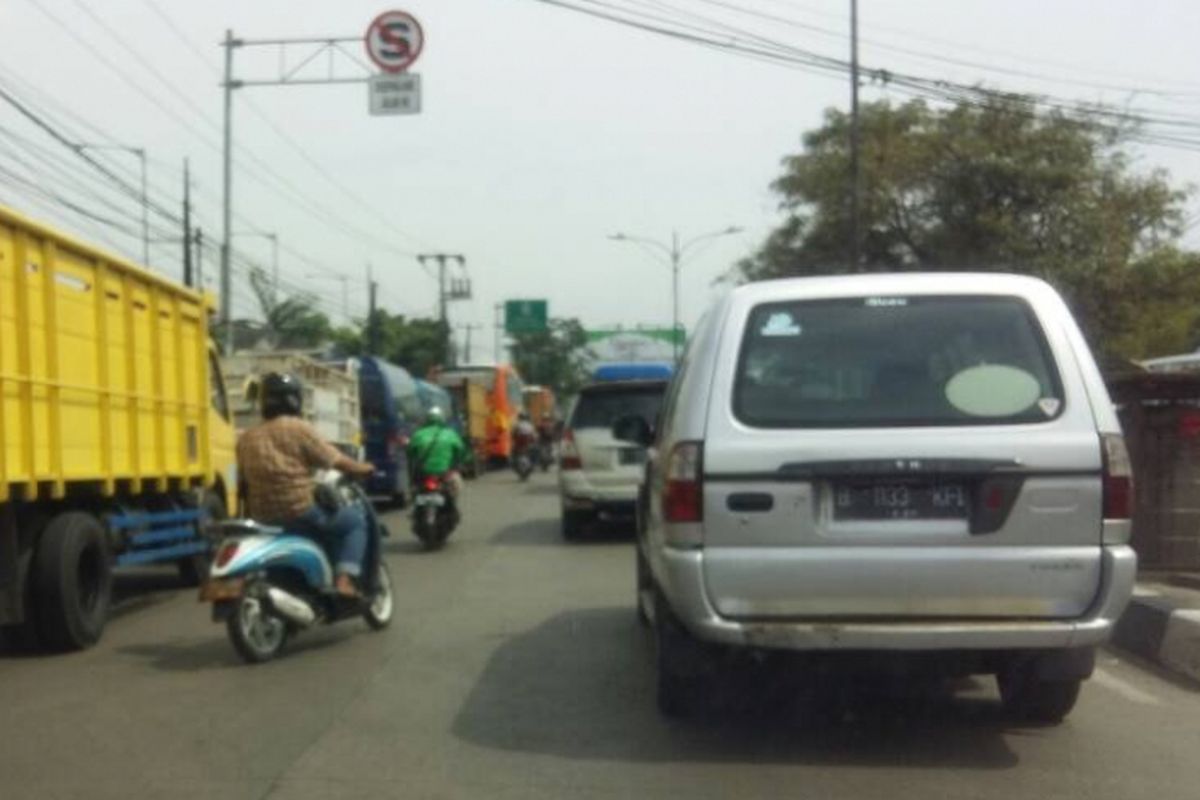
[505,299,548,334]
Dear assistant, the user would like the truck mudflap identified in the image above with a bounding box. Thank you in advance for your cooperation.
[0,505,22,625]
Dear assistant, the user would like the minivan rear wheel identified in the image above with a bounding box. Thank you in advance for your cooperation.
[654,591,711,718]
[998,671,1081,723]
[561,509,588,540]
[635,546,651,627]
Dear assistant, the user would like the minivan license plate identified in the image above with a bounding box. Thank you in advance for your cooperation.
[833,482,969,520]
[618,447,646,466]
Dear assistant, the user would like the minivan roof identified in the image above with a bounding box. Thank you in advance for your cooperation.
[579,379,668,394]
[732,272,1054,304]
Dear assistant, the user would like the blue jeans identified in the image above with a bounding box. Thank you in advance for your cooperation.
[287,504,368,578]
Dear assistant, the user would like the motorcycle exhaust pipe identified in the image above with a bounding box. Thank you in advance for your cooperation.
[266,587,317,628]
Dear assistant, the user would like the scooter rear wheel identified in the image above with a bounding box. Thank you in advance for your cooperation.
[227,586,289,663]
[363,561,394,630]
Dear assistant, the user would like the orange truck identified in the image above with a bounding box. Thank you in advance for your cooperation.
[522,385,556,423]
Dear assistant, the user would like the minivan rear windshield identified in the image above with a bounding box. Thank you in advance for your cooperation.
[733,295,1064,428]
[570,385,666,430]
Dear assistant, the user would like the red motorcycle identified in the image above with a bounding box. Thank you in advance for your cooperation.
[411,473,459,550]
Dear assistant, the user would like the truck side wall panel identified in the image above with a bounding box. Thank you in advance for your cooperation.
[0,207,211,499]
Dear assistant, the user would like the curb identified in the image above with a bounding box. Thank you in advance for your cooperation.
[1113,592,1200,684]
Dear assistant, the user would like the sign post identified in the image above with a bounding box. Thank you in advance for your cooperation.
[505,300,549,334]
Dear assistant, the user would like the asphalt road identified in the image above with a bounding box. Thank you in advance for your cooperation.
[1,471,1198,799]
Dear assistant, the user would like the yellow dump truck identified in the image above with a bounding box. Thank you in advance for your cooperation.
[0,205,236,650]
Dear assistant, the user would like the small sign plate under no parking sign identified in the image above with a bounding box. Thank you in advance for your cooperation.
[369,73,421,115]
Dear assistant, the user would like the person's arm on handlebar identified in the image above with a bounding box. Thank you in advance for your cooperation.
[296,420,374,478]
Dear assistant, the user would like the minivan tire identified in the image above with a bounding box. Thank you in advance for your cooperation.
[562,510,588,540]
[998,671,1082,723]
[635,546,651,627]
[654,591,711,718]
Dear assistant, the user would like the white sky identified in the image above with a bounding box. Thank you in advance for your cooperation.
[2,0,1199,360]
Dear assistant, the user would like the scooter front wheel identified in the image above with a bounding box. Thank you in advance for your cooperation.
[227,587,289,663]
[363,561,395,630]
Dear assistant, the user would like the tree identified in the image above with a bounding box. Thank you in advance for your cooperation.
[247,266,332,349]
[737,97,1198,359]
[331,311,450,378]
[510,318,591,397]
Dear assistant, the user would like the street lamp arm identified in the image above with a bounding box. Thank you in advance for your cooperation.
[679,226,743,256]
[608,232,674,259]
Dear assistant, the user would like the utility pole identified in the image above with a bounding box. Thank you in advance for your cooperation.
[849,0,862,271]
[182,159,193,287]
[194,228,204,290]
[220,28,237,354]
[456,323,482,364]
[417,253,469,358]
[366,264,379,356]
[494,302,503,363]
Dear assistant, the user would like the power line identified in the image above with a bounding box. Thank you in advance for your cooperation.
[531,0,1200,152]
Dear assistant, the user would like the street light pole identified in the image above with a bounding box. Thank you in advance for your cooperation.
[75,143,148,266]
[233,230,280,303]
[670,231,681,363]
[220,28,238,354]
[609,226,741,364]
[849,0,862,271]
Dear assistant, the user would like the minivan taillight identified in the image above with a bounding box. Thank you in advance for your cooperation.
[560,429,582,470]
[1102,433,1133,520]
[663,441,703,524]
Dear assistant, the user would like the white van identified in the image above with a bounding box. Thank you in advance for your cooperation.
[620,273,1136,720]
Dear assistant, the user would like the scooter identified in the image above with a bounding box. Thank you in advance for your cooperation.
[201,471,394,664]
[537,439,555,472]
[513,448,534,481]
[411,473,459,550]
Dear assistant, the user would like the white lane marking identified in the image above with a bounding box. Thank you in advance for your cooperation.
[1133,586,1161,597]
[1092,666,1162,706]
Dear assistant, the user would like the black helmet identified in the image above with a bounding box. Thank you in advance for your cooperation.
[260,372,303,419]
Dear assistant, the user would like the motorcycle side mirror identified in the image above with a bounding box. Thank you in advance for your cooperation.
[612,414,653,447]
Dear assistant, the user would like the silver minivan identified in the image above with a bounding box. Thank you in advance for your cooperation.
[619,273,1136,721]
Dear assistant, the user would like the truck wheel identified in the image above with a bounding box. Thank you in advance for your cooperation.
[34,512,112,651]
[179,490,226,587]
[998,671,1082,724]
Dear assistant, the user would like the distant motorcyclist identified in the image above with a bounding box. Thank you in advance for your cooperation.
[407,406,468,495]
[236,372,375,597]
[513,411,537,454]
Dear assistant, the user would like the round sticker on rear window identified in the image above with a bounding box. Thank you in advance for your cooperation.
[944,365,1043,418]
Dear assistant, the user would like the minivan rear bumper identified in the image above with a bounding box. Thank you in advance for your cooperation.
[657,545,1136,651]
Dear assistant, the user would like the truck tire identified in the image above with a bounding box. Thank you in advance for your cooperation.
[34,512,112,651]
[179,490,226,587]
